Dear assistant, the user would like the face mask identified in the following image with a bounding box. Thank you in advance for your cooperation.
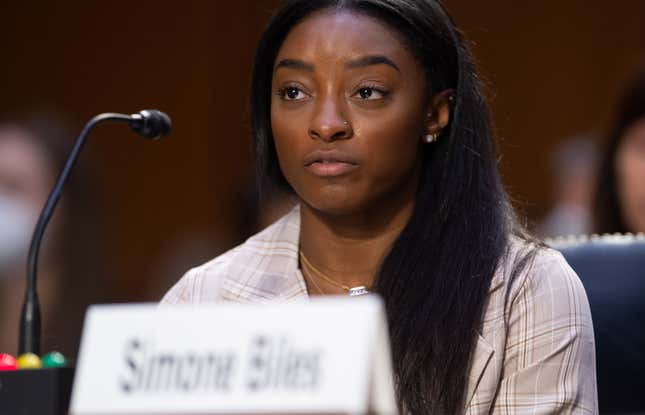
[0,193,36,277]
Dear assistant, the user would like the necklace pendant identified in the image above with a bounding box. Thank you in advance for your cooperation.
[348,286,369,296]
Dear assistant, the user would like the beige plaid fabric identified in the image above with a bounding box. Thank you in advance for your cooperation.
[162,205,598,414]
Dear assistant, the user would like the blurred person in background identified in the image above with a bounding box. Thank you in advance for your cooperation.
[0,113,110,357]
[538,136,597,238]
[594,66,645,234]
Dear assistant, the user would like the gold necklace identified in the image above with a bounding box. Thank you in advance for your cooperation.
[301,263,325,295]
[298,249,370,297]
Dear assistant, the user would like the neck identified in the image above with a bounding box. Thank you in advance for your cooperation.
[299,193,415,291]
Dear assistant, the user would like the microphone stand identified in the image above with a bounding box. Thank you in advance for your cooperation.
[20,113,132,355]
[2,110,169,415]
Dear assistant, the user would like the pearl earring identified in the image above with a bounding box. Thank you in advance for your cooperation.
[424,133,437,143]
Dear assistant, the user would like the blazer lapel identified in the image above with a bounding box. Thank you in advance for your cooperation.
[221,205,307,303]
[464,333,495,407]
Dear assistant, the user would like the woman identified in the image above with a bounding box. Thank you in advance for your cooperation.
[594,67,645,234]
[163,0,597,412]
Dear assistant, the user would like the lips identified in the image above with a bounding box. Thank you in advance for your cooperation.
[304,149,359,177]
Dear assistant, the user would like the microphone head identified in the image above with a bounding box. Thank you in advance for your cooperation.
[129,109,172,139]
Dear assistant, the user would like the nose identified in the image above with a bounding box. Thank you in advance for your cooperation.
[308,98,353,142]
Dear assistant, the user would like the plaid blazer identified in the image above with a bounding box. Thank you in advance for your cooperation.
[162,205,598,414]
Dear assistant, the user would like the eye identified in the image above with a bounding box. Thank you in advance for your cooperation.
[277,86,308,101]
[353,86,388,100]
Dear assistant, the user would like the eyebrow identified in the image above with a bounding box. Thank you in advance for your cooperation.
[274,55,400,73]
[274,59,314,72]
[346,55,400,72]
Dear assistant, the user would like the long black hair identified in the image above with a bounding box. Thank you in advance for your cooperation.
[594,66,645,234]
[250,1,531,412]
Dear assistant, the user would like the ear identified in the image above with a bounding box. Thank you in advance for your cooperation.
[424,89,454,137]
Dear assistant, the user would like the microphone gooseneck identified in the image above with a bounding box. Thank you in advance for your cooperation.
[19,110,171,355]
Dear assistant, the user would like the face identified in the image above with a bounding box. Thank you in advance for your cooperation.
[0,127,53,273]
[270,10,446,216]
[615,117,645,232]
[0,127,52,213]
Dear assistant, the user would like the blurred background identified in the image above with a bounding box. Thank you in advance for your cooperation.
[1,0,644,357]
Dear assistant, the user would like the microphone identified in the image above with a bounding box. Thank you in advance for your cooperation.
[19,110,171,355]
[129,109,172,139]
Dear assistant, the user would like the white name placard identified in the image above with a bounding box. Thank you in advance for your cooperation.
[70,296,397,414]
